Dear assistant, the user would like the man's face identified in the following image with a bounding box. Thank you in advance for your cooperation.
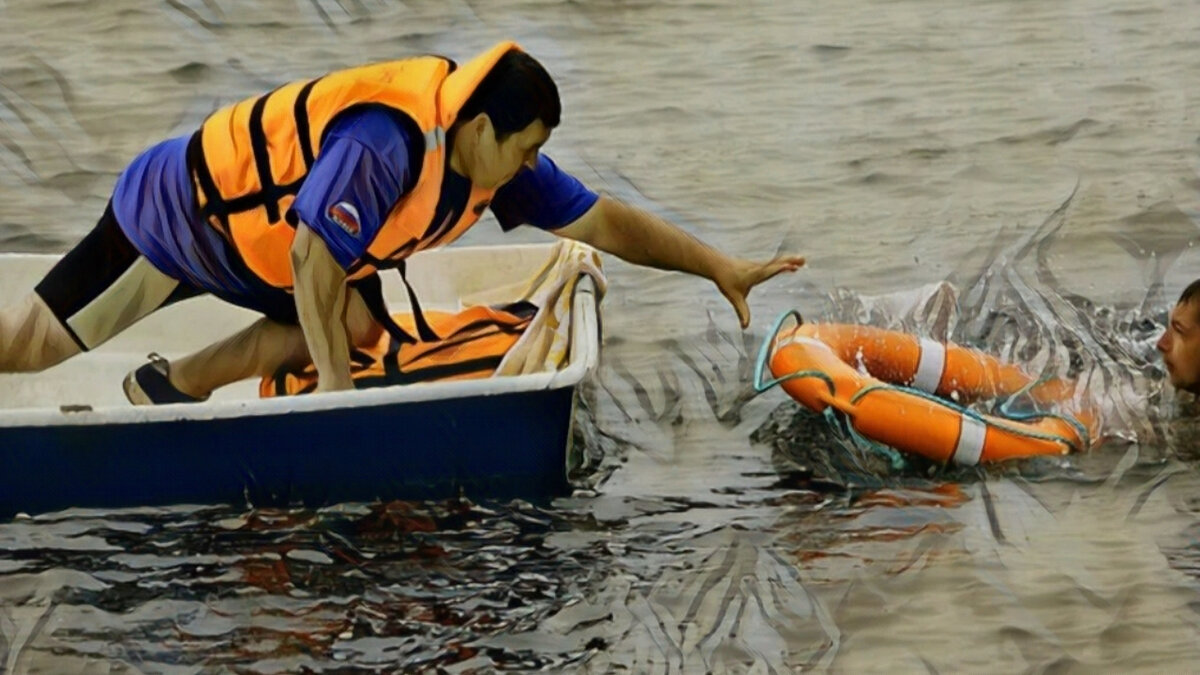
[1157,300,1200,393]
[468,116,550,189]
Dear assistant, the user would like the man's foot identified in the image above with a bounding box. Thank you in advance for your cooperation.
[122,353,208,405]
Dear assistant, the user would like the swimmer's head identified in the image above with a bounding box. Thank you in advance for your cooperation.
[1157,279,1200,394]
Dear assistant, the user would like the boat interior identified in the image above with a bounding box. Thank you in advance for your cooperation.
[0,243,583,412]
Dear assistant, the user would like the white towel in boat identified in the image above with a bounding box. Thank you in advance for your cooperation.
[463,240,605,376]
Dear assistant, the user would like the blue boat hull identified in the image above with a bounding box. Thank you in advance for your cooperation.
[0,387,575,518]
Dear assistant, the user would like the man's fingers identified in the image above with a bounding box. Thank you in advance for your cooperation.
[776,255,806,272]
[754,256,806,284]
[734,295,751,328]
[720,284,752,329]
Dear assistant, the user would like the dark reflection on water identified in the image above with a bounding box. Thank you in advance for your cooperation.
[0,499,616,672]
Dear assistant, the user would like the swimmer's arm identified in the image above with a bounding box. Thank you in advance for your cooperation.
[291,222,354,393]
[554,195,805,327]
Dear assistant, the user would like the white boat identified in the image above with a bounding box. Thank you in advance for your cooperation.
[0,242,602,517]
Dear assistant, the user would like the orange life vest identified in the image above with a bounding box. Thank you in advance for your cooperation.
[260,302,535,396]
[188,41,520,288]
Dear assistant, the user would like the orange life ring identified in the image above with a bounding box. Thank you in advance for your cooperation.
[757,315,1100,466]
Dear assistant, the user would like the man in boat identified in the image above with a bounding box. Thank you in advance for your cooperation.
[1157,279,1200,394]
[0,42,804,403]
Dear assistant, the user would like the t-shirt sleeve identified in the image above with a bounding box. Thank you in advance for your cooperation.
[288,107,419,270]
[490,154,600,232]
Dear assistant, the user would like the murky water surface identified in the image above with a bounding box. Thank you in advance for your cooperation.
[3,0,1200,672]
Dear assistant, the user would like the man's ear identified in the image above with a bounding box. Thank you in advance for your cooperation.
[461,113,492,141]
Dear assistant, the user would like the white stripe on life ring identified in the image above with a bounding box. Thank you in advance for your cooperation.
[912,338,946,393]
[783,335,835,354]
[953,414,988,466]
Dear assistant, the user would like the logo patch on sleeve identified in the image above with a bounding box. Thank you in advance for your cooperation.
[328,201,361,236]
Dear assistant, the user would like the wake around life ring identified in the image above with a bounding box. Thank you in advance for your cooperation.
[754,313,1100,466]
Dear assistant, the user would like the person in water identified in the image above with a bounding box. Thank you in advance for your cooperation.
[1158,279,1200,394]
[0,42,804,403]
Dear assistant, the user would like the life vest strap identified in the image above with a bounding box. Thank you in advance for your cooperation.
[294,79,319,169]
[353,273,419,346]
[396,260,441,343]
[211,179,305,220]
[248,88,283,224]
[187,131,229,235]
[351,263,454,346]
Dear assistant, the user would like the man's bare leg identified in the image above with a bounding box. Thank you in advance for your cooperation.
[0,294,83,372]
[164,288,383,399]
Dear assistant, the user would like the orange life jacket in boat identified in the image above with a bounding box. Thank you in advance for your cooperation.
[260,302,536,397]
[188,41,520,288]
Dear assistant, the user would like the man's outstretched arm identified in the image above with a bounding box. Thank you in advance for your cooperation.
[553,196,805,328]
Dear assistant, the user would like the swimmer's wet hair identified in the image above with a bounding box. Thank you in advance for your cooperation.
[1180,279,1200,306]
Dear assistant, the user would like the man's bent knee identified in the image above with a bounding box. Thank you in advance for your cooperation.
[0,294,82,372]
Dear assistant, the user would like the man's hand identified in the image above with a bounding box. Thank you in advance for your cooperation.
[556,197,807,329]
[715,255,806,328]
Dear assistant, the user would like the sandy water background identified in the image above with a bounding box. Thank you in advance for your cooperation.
[2,0,1200,672]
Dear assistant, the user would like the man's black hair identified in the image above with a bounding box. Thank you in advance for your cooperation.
[454,49,560,141]
[1179,279,1200,306]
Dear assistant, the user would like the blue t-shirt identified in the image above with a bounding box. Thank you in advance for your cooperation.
[111,135,258,297]
[112,107,599,293]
